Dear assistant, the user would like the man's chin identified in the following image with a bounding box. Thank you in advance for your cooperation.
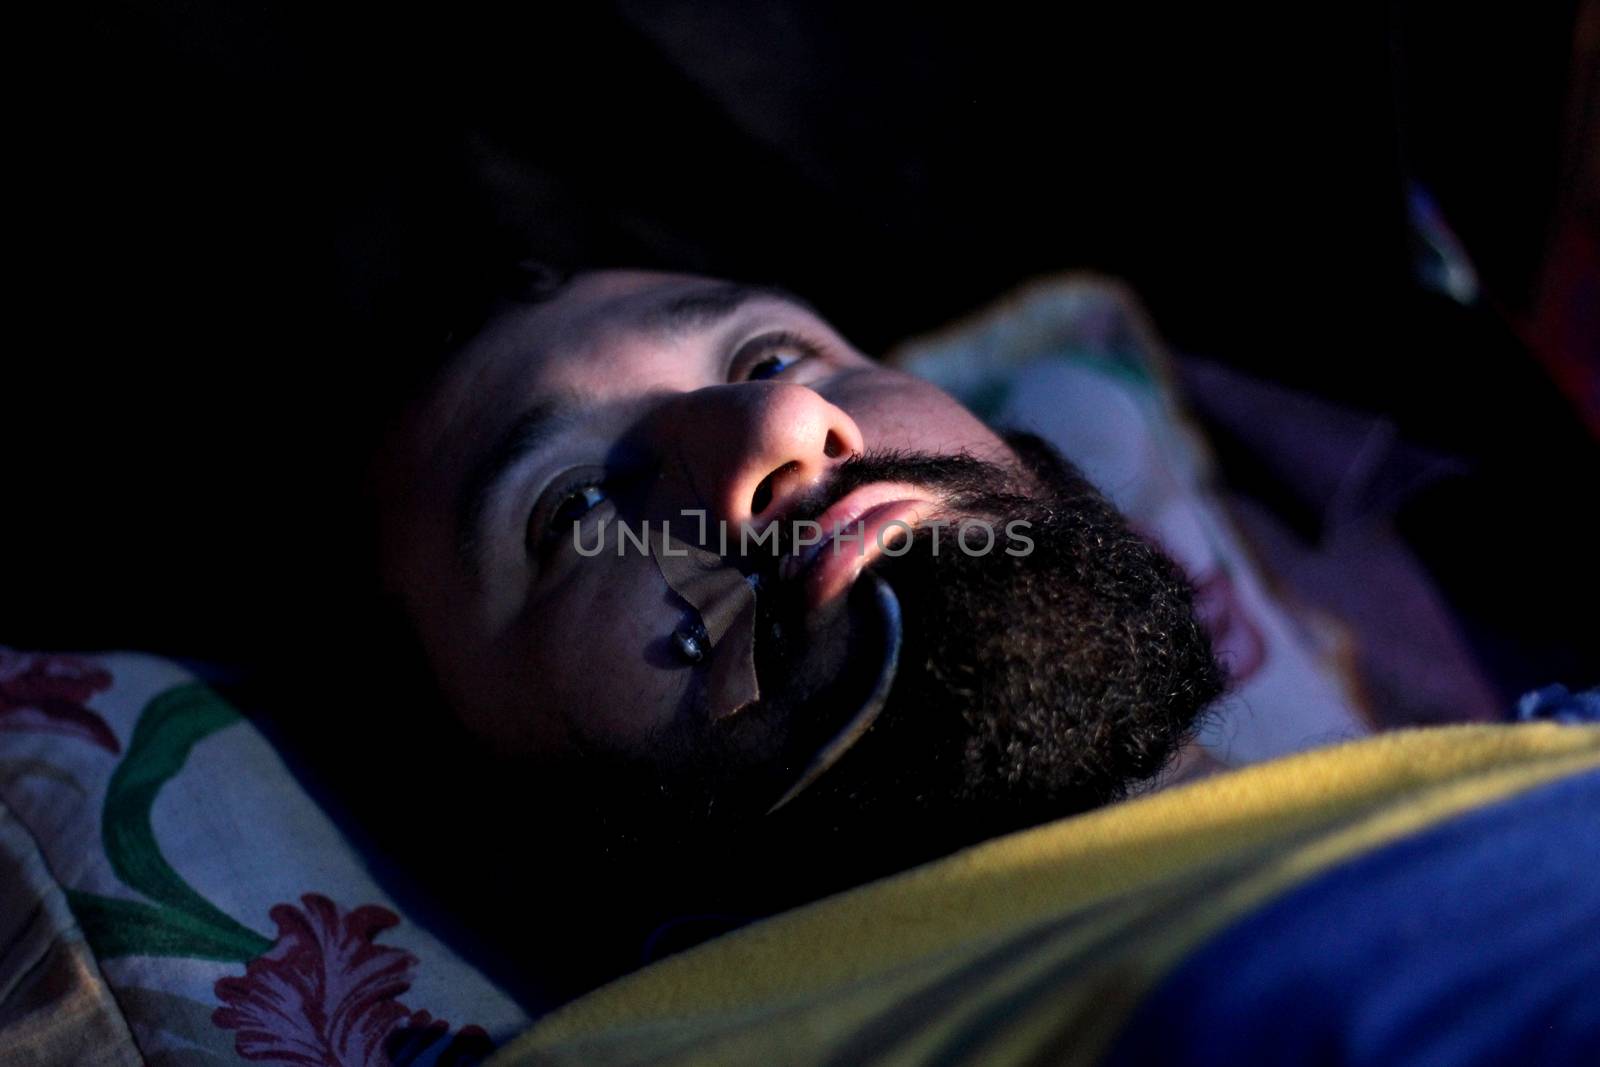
[744,572,897,785]
[771,501,961,709]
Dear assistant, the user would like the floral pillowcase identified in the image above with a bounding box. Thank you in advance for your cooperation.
[0,647,533,1066]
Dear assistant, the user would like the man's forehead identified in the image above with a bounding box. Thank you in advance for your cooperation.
[426,273,680,442]
[408,271,811,493]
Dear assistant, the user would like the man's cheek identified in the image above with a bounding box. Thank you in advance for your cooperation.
[545,580,694,749]
[845,377,1007,462]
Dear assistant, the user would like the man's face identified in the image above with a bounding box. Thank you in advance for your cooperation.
[384,270,1016,758]
[383,268,1219,843]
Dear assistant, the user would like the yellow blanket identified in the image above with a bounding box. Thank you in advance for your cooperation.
[490,724,1600,1066]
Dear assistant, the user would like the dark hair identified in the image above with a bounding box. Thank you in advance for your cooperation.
[368,257,575,435]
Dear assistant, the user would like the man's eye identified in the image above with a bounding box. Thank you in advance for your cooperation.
[733,331,822,382]
[528,478,610,557]
[746,351,801,381]
[551,484,607,530]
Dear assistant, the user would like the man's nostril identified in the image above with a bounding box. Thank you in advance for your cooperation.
[750,479,772,516]
[750,461,799,516]
[823,430,846,459]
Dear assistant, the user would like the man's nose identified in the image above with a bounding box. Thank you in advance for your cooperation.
[652,382,865,530]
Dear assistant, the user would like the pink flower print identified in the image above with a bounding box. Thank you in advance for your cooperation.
[0,648,118,753]
[213,894,490,1066]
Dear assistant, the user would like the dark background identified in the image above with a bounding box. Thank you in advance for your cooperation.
[9,2,1597,698]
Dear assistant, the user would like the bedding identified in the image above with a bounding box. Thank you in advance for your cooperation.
[6,647,1592,1066]
[0,648,533,1065]
[490,722,1600,1066]
[0,799,141,1065]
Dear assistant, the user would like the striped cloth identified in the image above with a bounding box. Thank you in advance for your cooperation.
[0,803,142,1066]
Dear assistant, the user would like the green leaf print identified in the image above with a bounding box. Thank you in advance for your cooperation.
[70,682,273,960]
[66,889,270,961]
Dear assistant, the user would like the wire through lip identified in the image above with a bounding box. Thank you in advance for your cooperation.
[765,570,902,815]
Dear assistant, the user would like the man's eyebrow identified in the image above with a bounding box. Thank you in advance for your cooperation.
[455,399,571,568]
[633,281,816,338]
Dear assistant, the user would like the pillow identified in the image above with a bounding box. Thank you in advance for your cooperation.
[0,793,142,1065]
[0,647,533,1066]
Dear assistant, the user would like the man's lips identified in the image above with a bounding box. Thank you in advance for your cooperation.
[775,482,932,611]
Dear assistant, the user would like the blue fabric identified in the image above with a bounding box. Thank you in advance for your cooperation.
[1516,684,1600,725]
[1103,766,1600,1067]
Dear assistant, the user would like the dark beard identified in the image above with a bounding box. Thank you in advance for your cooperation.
[781,433,1224,849]
[542,432,1225,914]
